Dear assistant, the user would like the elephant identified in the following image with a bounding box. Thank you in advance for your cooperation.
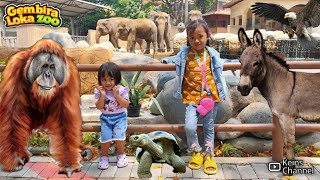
[95,17,144,52]
[188,10,203,22]
[176,10,203,33]
[150,12,172,52]
[117,18,158,54]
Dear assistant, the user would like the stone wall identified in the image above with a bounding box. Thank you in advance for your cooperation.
[66,48,112,94]
[16,25,68,48]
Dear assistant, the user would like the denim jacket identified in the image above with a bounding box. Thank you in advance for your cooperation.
[163,46,227,101]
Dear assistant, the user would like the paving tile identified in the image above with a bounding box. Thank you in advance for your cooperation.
[99,163,117,178]
[251,163,275,179]
[149,163,162,180]
[7,163,34,177]
[192,166,210,179]
[0,171,10,177]
[72,162,91,178]
[313,165,320,172]
[37,163,58,178]
[176,165,192,178]
[130,162,139,179]
[305,164,320,180]
[221,164,241,179]
[161,163,176,179]
[208,164,224,179]
[84,162,102,178]
[29,157,54,163]
[114,162,133,178]
[23,163,47,178]
[4,156,320,179]
[81,177,96,180]
[237,164,258,179]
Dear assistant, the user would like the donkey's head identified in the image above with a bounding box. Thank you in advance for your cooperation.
[237,28,267,96]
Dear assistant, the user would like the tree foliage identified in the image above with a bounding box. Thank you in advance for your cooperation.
[194,0,217,13]
[60,0,216,35]
[104,0,155,18]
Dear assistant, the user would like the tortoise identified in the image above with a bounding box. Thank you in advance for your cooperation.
[129,131,186,178]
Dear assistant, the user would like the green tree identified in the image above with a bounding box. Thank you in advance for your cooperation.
[144,0,216,25]
[194,0,216,13]
[104,0,155,18]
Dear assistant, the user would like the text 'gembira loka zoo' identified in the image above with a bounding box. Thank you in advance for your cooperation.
[3,3,62,28]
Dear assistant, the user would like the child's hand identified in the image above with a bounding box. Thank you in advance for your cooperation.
[112,86,120,97]
[98,86,106,96]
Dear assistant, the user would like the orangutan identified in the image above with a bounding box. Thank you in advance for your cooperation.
[0,39,98,177]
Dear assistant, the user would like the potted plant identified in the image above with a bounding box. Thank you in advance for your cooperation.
[121,71,150,117]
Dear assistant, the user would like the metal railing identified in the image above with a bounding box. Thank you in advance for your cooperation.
[1,62,320,161]
[2,37,17,47]
[71,35,87,43]
[0,36,87,47]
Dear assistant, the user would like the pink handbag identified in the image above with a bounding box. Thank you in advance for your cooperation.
[196,97,215,116]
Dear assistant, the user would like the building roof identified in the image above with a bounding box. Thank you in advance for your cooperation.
[202,8,231,16]
[223,0,243,8]
[0,0,111,17]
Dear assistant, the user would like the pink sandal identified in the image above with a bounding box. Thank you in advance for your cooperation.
[117,154,128,168]
[98,156,109,170]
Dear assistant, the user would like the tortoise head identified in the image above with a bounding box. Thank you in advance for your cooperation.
[129,134,150,147]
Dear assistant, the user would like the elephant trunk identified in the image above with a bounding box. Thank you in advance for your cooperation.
[95,30,101,44]
[157,22,166,52]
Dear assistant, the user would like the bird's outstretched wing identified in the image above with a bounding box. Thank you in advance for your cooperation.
[251,2,290,25]
[298,0,320,28]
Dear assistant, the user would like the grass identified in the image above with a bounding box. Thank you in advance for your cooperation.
[28,131,101,148]
[82,132,100,147]
[294,143,305,154]
[28,131,49,147]
[220,143,239,157]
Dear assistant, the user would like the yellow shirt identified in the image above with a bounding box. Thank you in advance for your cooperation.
[182,49,220,104]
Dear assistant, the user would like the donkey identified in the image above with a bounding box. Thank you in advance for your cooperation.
[237,28,320,161]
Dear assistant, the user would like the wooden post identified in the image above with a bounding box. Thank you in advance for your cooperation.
[272,115,283,161]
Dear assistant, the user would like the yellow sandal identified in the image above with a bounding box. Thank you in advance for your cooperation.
[188,152,204,170]
[203,156,218,175]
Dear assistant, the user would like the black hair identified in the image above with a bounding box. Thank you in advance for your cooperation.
[98,62,122,85]
[186,19,210,46]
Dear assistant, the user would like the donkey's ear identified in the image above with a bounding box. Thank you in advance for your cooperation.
[253,29,264,49]
[238,28,252,47]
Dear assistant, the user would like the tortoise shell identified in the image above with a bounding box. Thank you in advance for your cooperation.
[135,131,182,161]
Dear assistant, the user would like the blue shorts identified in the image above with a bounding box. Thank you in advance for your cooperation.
[100,112,127,143]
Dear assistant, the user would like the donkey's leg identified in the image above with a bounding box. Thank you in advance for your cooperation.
[285,117,296,160]
[279,115,296,176]
[278,115,296,160]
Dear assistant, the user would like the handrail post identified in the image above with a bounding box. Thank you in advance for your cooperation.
[272,115,283,161]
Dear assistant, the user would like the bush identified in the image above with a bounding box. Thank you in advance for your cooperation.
[294,143,305,154]
[121,71,150,106]
[221,143,239,157]
[82,132,100,147]
[28,131,49,147]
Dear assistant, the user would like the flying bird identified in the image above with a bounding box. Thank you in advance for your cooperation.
[251,0,320,49]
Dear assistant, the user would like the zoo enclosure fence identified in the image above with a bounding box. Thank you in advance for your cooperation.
[1,35,87,47]
[2,62,320,162]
